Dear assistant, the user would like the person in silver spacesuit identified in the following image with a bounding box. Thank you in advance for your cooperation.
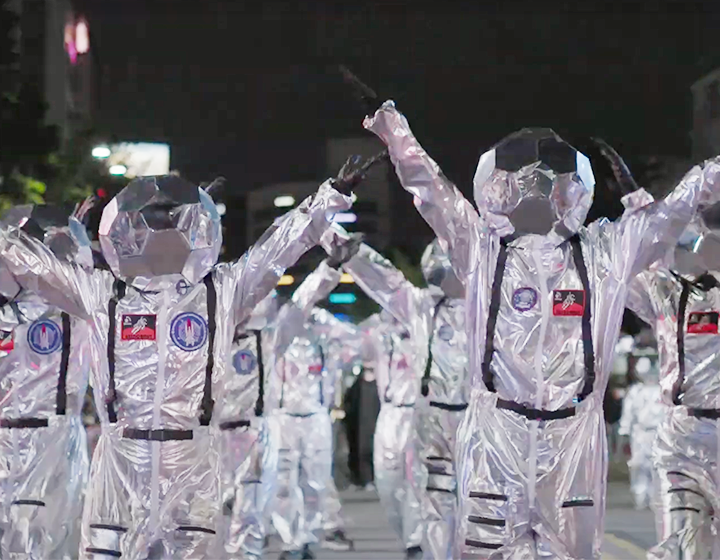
[264,261,355,560]
[357,310,425,559]
[340,67,720,559]
[617,333,664,511]
[219,290,280,559]
[0,203,93,559]
[621,163,720,558]
[322,225,468,559]
[0,170,356,559]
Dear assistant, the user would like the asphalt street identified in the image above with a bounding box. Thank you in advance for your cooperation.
[264,481,654,560]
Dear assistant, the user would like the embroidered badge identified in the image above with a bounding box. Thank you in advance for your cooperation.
[552,290,585,317]
[437,324,454,341]
[687,311,719,334]
[512,287,538,311]
[121,314,157,341]
[0,330,14,352]
[233,350,257,375]
[170,312,208,351]
[27,320,62,354]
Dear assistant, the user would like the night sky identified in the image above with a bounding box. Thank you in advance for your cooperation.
[80,0,720,200]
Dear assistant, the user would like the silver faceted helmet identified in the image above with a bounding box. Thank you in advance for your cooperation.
[98,175,221,290]
[473,128,595,238]
[1,204,93,270]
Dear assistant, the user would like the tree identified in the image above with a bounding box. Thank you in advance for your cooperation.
[0,0,58,210]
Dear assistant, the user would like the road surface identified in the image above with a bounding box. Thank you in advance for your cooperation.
[264,481,654,559]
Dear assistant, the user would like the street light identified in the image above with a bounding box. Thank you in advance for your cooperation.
[277,274,294,286]
[92,146,111,159]
[329,293,356,304]
[339,273,354,284]
[215,203,226,216]
[274,195,295,208]
[332,212,357,224]
[109,164,127,176]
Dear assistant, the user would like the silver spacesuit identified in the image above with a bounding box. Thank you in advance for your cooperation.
[361,99,720,559]
[358,311,424,556]
[617,338,664,510]
[264,261,344,557]
[0,175,351,560]
[0,204,93,559]
[627,203,720,559]
[322,226,468,559]
[220,291,280,559]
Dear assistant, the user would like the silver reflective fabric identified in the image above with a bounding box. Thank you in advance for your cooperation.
[364,100,720,559]
[323,227,468,559]
[98,176,221,291]
[0,179,350,559]
[0,206,92,559]
[628,265,720,557]
[359,313,424,550]
[219,293,279,559]
[264,262,345,552]
[617,343,664,510]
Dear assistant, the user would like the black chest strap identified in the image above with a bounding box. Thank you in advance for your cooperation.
[383,336,395,402]
[106,279,126,423]
[199,274,217,426]
[253,330,265,417]
[671,272,719,405]
[482,234,595,403]
[421,297,447,397]
[56,312,71,415]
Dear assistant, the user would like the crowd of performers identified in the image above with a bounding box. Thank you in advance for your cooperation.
[3,69,720,560]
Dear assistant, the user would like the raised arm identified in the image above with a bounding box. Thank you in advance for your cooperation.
[226,180,351,327]
[607,157,720,281]
[363,101,483,282]
[0,227,94,319]
[272,260,342,359]
[321,224,427,333]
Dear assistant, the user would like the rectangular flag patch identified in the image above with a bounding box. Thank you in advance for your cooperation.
[552,290,585,317]
[0,330,13,352]
[687,311,719,334]
[121,314,157,340]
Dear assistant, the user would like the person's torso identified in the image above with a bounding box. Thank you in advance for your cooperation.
[475,232,618,410]
[381,328,419,406]
[641,270,720,408]
[271,336,328,415]
[102,275,232,429]
[425,297,469,404]
[0,293,90,418]
[220,330,266,422]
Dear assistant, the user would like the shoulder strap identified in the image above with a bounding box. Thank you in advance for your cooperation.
[106,279,126,423]
[318,344,325,406]
[672,276,693,405]
[421,297,447,397]
[56,312,72,415]
[253,330,265,417]
[481,237,511,393]
[199,274,217,426]
[383,335,395,402]
[569,234,596,403]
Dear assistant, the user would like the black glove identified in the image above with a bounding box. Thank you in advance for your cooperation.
[326,232,365,268]
[591,138,640,197]
[202,176,226,197]
[339,65,383,117]
[332,150,389,196]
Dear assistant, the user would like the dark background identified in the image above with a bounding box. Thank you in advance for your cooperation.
[78,0,720,200]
